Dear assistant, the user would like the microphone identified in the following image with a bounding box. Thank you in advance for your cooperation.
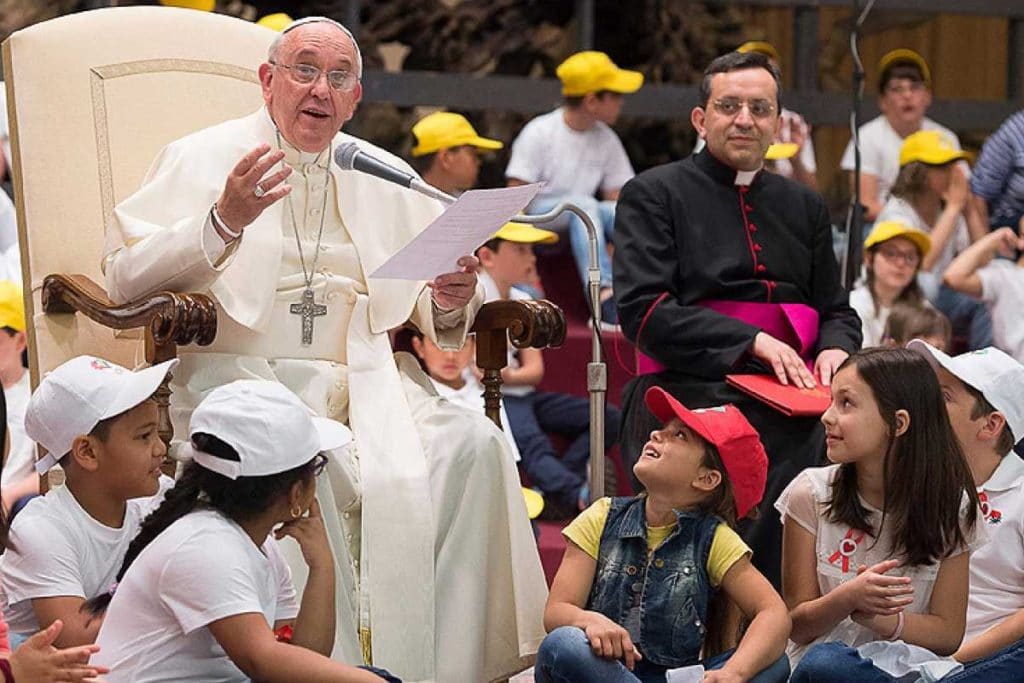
[334,142,455,204]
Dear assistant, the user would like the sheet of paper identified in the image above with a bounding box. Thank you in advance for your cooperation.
[369,183,542,280]
[665,665,705,683]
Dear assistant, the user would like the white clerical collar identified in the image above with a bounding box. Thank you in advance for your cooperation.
[734,168,761,186]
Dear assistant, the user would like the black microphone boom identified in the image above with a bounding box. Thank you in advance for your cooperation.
[333,142,455,204]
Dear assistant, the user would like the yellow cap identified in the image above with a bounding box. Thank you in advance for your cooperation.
[863,221,931,257]
[493,222,559,245]
[878,48,931,88]
[0,281,25,332]
[159,0,215,10]
[765,142,799,161]
[522,488,545,520]
[899,130,969,167]
[737,41,781,64]
[411,112,503,157]
[257,13,294,32]
[556,51,644,97]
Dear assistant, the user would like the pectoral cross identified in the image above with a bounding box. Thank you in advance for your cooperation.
[290,288,327,346]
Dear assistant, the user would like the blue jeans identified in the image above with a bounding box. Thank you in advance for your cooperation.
[504,391,620,508]
[535,625,790,683]
[933,284,993,351]
[528,195,616,290]
[790,641,897,682]
[939,638,1024,682]
[358,665,401,682]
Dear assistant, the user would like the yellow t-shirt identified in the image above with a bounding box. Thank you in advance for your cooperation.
[563,497,750,587]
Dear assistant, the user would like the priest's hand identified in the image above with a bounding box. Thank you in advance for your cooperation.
[751,331,816,389]
[429,255,479,311]
[214,144,293,240]
[814,348,849,386]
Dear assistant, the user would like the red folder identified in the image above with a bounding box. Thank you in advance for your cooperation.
[726,373,832,417]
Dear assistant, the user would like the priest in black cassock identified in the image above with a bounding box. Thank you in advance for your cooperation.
[613,51,862,588]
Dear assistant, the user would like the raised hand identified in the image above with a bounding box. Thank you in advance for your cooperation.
[429,255,479,312]
[214,144,293,238]
[274,497,332,570]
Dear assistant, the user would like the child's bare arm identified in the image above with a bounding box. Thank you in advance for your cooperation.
[502,346,544,387]
[208,613,384,683]
[854,551,970,656]
[954,606,1024,663]
[944,227,1022,297]
[544,541,642,670]
[31,596,100,649]
[711,556,790,681]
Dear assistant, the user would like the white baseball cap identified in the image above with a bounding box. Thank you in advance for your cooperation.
[28,356,179,474]
[182,380,352,479]
[908,340,1024,445]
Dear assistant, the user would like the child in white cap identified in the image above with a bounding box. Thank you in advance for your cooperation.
[89,380,397,683]
[0,355,176,648]
[910,342,1024,681]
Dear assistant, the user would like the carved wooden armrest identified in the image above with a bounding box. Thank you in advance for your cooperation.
[41,273,218,458]
[470,299,565,428]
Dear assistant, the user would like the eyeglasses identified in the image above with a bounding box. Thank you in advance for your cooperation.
[877,246,920,266]
[311,453,329,477]
[270,61,359,92]
[710,97,776,119]
[884,81,927,96]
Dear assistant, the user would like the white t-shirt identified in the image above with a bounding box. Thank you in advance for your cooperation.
[479,269,535,398]
[849,285,889,348]
[841,116,962,206]
[429,371,521,462]
[977,260,1024,363]
[95,509,300,683]
[505,108,634,202]
[1,371,33,487]
[964,454,1024,643]
[0,476,172,635]
[876,195,970,301]
[776,465,983,667]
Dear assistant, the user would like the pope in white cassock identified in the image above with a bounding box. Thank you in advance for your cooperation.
[101,17,547,683]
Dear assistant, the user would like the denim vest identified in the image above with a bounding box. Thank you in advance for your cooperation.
[585,496,720,667]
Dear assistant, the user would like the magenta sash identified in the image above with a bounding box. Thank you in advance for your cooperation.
[636,299,820,375]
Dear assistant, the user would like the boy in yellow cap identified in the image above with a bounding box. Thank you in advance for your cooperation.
[506,51,643,327]
[841,48,964,221]
[736,41,818,191]
[0,280,35,507]
[410,111,503,196]
[476,222,622,517]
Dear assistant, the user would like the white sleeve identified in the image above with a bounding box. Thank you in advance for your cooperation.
[600,133,634,194]
[505,122,542,183]
[268,541,300,622]
[839,137,855,172]
[158,535,267,635]
[800,133,818,174]
[1,516,87,602]
[774,469,821,537]
[977,262,1008,305]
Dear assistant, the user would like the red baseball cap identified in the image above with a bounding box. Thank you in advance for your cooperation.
[644,386,768,520]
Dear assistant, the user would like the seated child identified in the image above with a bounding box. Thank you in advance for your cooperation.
[909,342,1024,681]
[408,330,521,460]
[943,225,1024,363]
[781,348,983,681]
[0,396,110,682]
[90,380,396,683]
[850,222,933,347]
[0,355,175,647]
[883,301,952,351]
[536,386,791,682]
[477,222,622,515]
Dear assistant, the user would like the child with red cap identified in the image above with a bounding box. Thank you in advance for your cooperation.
[536,387,790,682]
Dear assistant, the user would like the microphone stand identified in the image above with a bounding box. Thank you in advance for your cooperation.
[427,188,608,501]
[843,0,874,290]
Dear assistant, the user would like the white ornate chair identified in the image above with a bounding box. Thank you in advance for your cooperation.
[2,6,563,459]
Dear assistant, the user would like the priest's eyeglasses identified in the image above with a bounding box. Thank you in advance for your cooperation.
[711,98,776,119]
[270,61,359,92]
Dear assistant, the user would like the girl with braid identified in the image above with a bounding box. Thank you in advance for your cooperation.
[87,380,398,683]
